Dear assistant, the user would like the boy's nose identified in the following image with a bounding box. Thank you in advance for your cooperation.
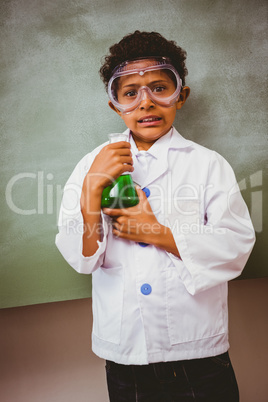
[139,90,155,109]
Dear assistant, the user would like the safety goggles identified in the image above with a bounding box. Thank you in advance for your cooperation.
[108,57,182,114]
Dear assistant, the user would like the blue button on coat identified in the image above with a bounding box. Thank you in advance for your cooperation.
[141,283,152,295]
[142,187,151,198]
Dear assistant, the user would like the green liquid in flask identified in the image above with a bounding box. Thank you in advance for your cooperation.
[101,132,139,209]
[101,174,139,209]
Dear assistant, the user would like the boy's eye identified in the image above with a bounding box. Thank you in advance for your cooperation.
[125,90,137,97]
[153,86,166,93]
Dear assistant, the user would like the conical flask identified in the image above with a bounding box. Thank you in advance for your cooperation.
[101,133,139,209]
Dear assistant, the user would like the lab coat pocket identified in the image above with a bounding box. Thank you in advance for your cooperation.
[166,271,225,344]
[92,266,124,344]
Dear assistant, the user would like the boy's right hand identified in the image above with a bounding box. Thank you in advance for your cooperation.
[86,141,134,190]
[80,141,133,255]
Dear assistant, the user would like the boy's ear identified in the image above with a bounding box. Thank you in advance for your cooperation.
[176,86,190,110]
[108,100,122,116]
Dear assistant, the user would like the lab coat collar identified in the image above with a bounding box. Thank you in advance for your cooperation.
[126,127,193,187]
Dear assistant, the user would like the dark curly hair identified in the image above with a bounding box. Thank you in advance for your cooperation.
[99,31,188,90]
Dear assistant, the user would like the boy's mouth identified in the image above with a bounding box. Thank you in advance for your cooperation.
[138,116,162,123]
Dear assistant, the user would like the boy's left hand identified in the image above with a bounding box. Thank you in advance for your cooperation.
[102,186,162,244]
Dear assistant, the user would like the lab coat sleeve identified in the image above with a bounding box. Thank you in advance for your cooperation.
[55,152,109,274]
[168,151,256,295]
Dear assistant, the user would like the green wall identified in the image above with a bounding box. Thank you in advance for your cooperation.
[1,0,267,308]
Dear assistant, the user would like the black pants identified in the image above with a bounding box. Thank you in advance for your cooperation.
[105,352,239,401]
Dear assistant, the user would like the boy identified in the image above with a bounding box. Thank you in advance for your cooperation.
[56,31,255,401]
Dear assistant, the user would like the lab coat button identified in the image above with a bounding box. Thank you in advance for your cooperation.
[141,283,152,295]
[142,187,150,198]
[138,242,149,247]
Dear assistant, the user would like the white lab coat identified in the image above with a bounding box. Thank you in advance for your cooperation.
[55,127,255,365]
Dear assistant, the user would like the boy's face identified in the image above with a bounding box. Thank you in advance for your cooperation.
[109,59,190,150]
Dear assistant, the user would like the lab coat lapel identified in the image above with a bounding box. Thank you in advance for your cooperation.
[143,128,192,186]
[131,157,147,187]
[131,152,169,188]
[142,151,168,187]
[129,127,193,188]
[130,130,170,188]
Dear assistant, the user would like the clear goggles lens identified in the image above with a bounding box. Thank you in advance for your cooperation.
[108,57,182,114]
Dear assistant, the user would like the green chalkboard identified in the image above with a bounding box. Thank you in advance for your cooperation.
[1,0,267,308]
